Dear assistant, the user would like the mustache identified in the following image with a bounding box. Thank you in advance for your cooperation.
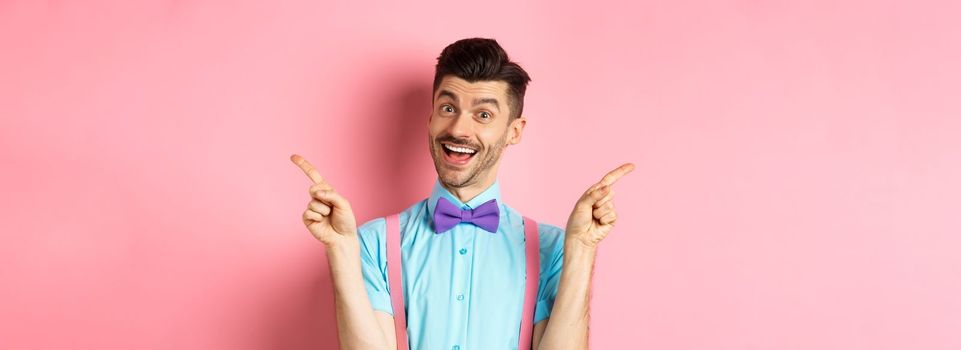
[436,136,480,150]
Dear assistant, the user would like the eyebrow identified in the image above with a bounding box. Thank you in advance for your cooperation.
[436,89,501,112]
[437,90,459,104]
[473,97,500,112]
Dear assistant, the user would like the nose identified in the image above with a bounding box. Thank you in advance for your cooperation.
[447,113,474,139]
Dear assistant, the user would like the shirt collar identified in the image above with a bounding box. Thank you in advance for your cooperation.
[427,178,503,220]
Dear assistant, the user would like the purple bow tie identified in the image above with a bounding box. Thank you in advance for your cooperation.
[433,197,500,234]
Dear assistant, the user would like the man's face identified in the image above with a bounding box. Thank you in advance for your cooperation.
[428,76,524,189]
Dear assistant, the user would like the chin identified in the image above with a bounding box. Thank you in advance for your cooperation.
[438,171,471,188]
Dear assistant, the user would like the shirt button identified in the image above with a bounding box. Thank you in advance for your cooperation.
[456,294,464,301]
[452,346,460,350]
[459,248,468,255]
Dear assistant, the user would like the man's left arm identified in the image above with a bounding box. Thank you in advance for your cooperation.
[535,163,635,350]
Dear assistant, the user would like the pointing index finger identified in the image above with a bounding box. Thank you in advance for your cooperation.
[599,163,636,187]
[290,154,327,186]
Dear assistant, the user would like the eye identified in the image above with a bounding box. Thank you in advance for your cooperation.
[441,104,455,114]
[478,111,492,119]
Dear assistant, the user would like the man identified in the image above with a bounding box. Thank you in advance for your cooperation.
[291,38,633,350]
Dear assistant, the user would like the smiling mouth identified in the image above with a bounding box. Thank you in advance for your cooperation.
[441,142,477,166]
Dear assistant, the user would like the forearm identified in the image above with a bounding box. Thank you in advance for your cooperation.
[327,241,391,350]
[537,241,597,350]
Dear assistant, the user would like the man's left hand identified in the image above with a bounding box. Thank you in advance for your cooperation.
[565,163,636,249]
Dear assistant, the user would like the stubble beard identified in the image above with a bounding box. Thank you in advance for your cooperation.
[430,130,508,189]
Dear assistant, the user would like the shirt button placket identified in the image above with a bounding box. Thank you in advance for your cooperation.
[452,222,475,348]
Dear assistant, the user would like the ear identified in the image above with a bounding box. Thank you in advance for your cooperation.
[427,103,435,128]
[507,116,527,146]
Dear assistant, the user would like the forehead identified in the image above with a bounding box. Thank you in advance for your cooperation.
[434,76,509,103]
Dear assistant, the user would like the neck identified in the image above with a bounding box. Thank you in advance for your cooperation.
[441,175,496,204]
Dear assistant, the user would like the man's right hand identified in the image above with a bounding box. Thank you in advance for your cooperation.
[291,154,359,248]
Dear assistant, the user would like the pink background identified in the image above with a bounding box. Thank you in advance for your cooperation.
[2,1,960,349]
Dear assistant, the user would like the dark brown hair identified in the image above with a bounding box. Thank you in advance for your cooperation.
[433,38,532,120]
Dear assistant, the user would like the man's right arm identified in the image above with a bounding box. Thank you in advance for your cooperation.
[326,240,395,350]
[289,154,395,350]
[374,311,397,349]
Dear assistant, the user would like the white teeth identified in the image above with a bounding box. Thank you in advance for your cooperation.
[443,144,476,154]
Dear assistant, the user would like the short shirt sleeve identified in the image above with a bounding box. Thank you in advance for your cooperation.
[356,217,394,315]
[534,223,566,324]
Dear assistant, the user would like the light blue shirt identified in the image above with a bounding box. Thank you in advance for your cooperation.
[357,178,566,350]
